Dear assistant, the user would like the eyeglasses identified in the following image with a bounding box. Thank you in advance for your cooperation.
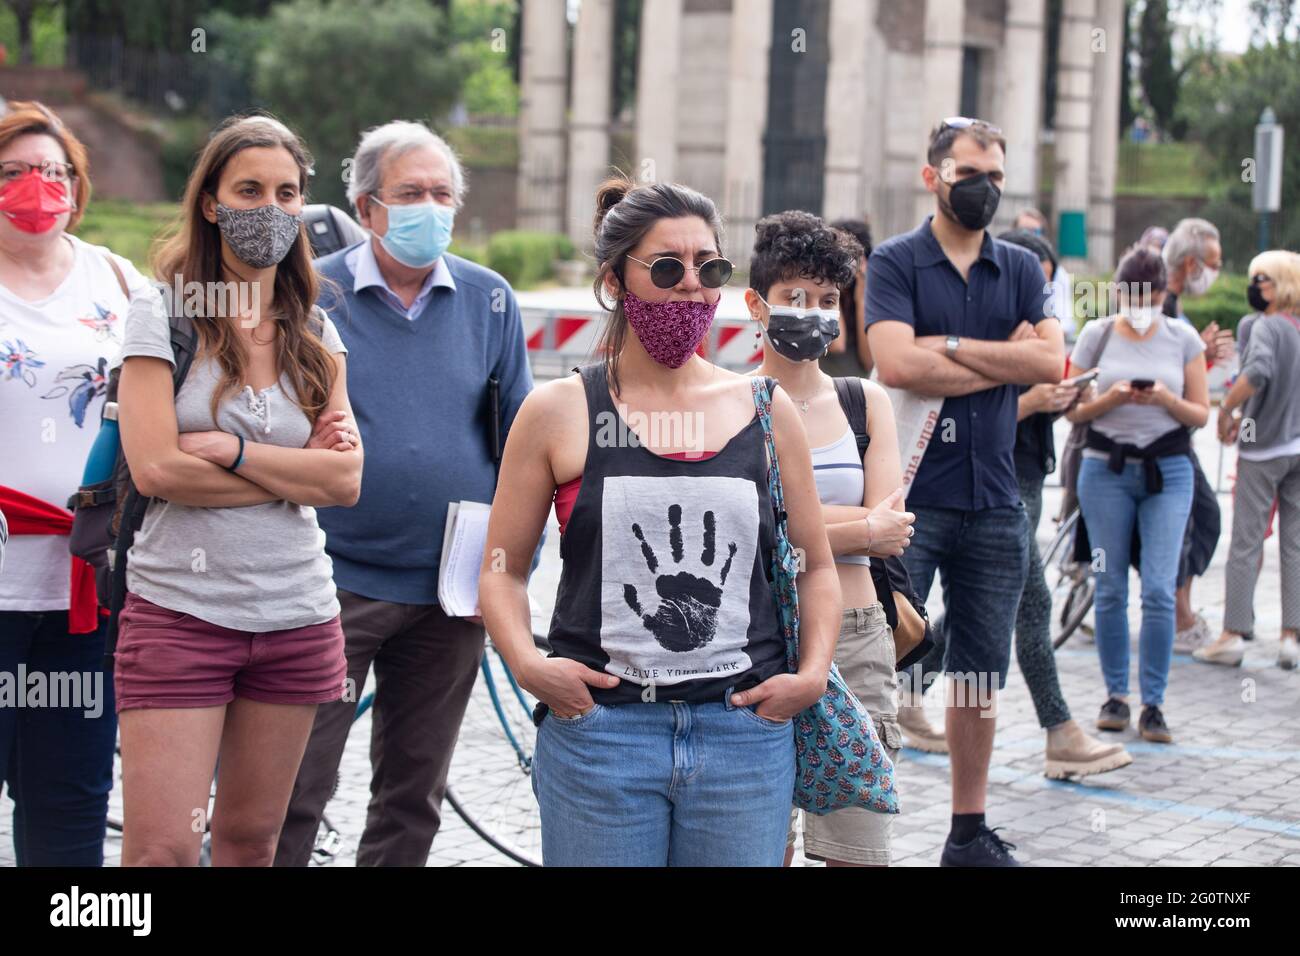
[1251,274,1273,285]
[627,255,733,290]
[0,159,77,184]
[939,116,1003,136]
[376,185,455,206]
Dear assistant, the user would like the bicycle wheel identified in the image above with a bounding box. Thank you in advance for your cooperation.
[1053,576,1096,650]
[443,637,545,866]
[1045,508,1093,649]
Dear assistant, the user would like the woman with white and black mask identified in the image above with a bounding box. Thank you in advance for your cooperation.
[746,210,914,867]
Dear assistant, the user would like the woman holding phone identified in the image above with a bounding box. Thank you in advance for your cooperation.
[1065,247,1208,744]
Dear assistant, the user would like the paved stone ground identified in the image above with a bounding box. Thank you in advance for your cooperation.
[4,422,1297,868]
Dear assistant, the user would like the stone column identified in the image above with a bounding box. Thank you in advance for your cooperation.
[566,0,615,248]
[1088,0,1124,271]
[998,0,1047,231]
[1052,0,1097,268]
[916,0,967,224]
[517,0,568,233]
[635,0,683,185]
[722,0,773,260]
[822,0,874,222]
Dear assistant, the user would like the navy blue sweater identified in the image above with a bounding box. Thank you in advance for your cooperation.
[314,244,533,604]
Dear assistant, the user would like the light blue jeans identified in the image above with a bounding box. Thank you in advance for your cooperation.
[1078,454,1195,706]
[531,697,795,866]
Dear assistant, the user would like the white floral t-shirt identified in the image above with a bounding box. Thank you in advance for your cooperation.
[0,233,152,611]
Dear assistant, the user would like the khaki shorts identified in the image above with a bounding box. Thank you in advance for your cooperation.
[787,603,901,866]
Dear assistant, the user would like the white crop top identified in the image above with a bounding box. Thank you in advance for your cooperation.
[811,426,870,567]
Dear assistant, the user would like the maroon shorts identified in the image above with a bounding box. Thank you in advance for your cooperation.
[114,592,347,713]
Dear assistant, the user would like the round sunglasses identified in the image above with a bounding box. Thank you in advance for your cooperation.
[627,254,734,290]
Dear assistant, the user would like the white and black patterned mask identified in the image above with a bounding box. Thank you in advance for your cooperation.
[215,202,303,269]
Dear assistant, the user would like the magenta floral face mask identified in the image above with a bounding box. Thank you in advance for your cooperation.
[622,290,719,368]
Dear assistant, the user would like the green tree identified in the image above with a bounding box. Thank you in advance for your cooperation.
[252,0,468,207]
[1175,40,1300,267]
[1120,0,1136,134]
[3,0,57,64]
[1139,0,1179,134]
[450,0,520,116]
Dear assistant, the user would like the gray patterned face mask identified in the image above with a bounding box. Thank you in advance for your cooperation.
[215,202,303,269]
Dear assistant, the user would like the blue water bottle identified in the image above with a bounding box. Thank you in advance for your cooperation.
[81,402,121,485]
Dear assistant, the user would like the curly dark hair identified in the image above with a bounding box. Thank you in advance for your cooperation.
[748,210,861,301]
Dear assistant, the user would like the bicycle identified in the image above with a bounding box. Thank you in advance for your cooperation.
[1043,504,1096,649]
[311,631,549,868]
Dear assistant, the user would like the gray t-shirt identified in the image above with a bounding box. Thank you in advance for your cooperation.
[119,289,346,631]
[1070,315,1204,451]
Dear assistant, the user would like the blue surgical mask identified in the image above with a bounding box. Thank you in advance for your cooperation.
[371,198,454,268]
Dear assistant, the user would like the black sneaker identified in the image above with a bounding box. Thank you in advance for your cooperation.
[1096,697,1130,732]
[1139,705,1173,743]
[939,825,1021,867]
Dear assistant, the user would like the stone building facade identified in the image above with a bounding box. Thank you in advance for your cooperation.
[518,0,1125,271]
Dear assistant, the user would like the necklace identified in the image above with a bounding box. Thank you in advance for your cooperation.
[783,375,829,413]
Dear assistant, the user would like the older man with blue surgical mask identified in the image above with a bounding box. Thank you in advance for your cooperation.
[275,120,533,866]
[1161,218,1234,655]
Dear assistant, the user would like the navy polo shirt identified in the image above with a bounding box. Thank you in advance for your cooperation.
[866,217,1051,512]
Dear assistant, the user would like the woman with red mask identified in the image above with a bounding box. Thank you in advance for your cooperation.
[0,101,152,865]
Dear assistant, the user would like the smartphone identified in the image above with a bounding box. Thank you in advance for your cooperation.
[1062,369,1099,390]
[1131,379,1155,391]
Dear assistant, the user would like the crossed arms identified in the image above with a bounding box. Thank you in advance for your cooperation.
[118,354,363,509]
[868,317,1065,397]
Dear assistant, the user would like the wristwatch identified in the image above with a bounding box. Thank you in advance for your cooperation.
[945,335,961,357]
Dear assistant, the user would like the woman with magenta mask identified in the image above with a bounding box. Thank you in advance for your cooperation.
[0,101,154,866]
[478,176,842,866]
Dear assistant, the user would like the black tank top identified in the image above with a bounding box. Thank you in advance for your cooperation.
[547,363,787,704]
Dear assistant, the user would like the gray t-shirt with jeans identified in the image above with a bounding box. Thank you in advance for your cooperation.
[1071,315,1204,454]
[119,289,346,631]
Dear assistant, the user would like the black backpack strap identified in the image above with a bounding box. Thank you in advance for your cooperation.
[105,286,199,661]
[832,376,870,458]
[154,280,199,393]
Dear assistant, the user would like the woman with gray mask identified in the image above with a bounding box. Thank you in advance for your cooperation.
[114,115,363,866]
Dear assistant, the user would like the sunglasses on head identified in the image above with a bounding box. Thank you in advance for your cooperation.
[627,254,734,290]
[939,116,1003,136]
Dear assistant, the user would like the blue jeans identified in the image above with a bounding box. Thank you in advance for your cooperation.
[531,696,795,866]
[0,611,117,866]
[1078,454,1194,706]
[902,505,1030,693]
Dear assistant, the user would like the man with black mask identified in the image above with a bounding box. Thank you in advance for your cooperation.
[867,118,1065,866]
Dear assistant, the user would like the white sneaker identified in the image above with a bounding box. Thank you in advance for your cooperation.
[1193,634,1246,667]
[1173,614,1210,654]
[1280,636,1298,671]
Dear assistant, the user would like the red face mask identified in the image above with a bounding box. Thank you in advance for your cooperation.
[0,170,73,234]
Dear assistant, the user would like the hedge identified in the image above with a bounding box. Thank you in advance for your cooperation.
[1071,272,1251,335]
[485,231,576,288]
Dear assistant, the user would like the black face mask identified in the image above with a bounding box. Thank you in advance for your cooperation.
[939,172,1002,232]
[765,309,841,362]
[1248,283,1269,313]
